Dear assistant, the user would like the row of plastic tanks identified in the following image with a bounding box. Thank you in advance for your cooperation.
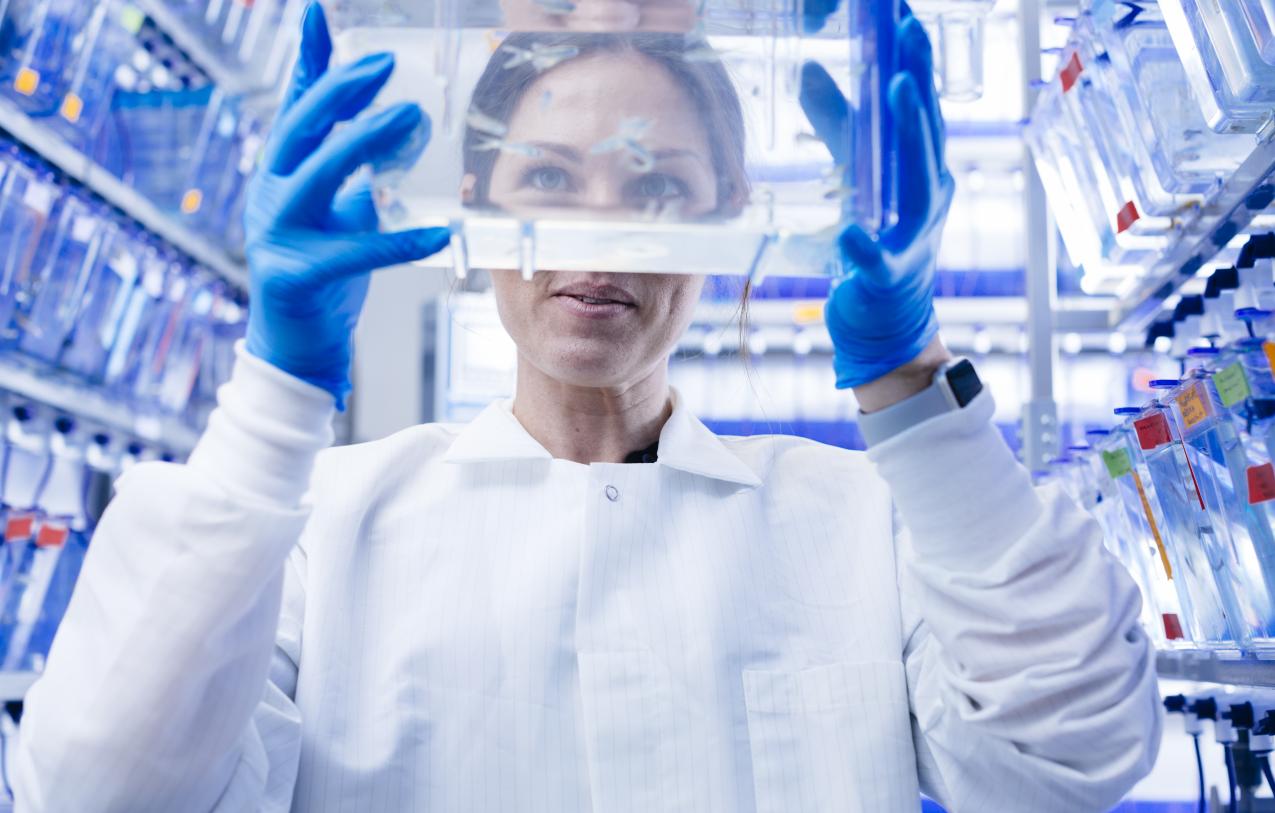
[0,135,246,419]
[1027,0,1275,276]
[0,0,287,246]
[1051,234,1275,653]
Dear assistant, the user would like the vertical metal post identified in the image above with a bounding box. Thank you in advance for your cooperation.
[1019,0,1059,471]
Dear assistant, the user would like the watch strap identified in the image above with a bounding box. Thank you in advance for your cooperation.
[857,359,983,448]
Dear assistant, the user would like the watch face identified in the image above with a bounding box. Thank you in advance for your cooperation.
[945,359,984,408]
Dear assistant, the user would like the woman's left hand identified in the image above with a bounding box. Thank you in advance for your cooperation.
[800,8,955,403]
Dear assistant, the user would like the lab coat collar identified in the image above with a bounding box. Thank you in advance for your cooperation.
[442,389,763,489]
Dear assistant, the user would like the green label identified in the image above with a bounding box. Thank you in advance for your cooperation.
[1102,448,1133,479]
[119,5,145,34]
[1215,362,1252,407]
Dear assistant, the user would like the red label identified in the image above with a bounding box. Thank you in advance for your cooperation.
[35,522,67,548]
[1116,200,1141,234]
[1163,613,1184,641]
[1060,52,1084,92]
[1134,413,1172,450]
[1249,464,1275,504]
[3,514,33,543]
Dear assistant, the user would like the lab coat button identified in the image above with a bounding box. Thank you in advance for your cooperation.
[605,485,620,502]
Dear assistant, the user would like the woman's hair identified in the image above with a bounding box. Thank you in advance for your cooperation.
[463,31,750,216]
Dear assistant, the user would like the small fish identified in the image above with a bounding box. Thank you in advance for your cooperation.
[503,42,581,72]
[534,0,577,14]
[465,108,508,138]
[539,90,554,111]
[590,117,653,155]
[626,141,656,173]
[683,45,722,63]
[822,185,855,201]
[474,136,544,158]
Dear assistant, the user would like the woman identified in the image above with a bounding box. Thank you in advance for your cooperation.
[13,3,1159,812]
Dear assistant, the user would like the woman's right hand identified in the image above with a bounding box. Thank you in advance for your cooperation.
[244,2,450,409]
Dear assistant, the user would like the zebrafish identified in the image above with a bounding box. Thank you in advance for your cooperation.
[473,136,544,158]
[465,108,509,138]
[534,0,577,14]
[503,42,581,72]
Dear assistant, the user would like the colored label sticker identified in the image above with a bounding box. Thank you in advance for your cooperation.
[35,522,68,548]
[1060,52,1084,92]
[71,215,96,243]
[1134,412,1172,450]
[118,4,145,33]
[1177,381,1211,429]
[1116,200,1140,234]
[181,188,203,215]
[792,303,823,326]
[1215,362,1253,407]
[22,182,53,216]
[4,514,33,543]
[13,67,38,97]
[1163,613,1184,641]
[1249,463,1275,505]
[1265,342,1275,376]
[1102,448,1132,479]
[59,92,83,124]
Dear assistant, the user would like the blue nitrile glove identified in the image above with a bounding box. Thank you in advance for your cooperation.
[244,2,449,408]
[800,9,955,389]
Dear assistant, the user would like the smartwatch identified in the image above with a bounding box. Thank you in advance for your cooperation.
[857,358,984,447]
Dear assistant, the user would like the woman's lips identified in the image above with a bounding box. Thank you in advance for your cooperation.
[553,293,635,319]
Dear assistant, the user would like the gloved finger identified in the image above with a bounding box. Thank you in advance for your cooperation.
[280,2,333,117]
[799,62,851,168]
[328,175,379,233]
[838,222,884,278]
[308,227,453,287]
[801,0,840,34]
[889,72,939,244]
[264,51,396,177]
[290,103,430,211]
[901,0,914,19]
[898,14,944,166]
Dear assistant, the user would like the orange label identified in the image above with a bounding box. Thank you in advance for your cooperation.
[59,93,83,124]
[791,303,823,326]
[14,67,39,96]
[180,189,203,215]
[1265,342,1275,376]
[3,514,33,543]
[1177,381,1210,429]
[34,522,67,548]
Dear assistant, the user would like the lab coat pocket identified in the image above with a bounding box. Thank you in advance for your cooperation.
[578,651,694,813]
[741,660,919,813]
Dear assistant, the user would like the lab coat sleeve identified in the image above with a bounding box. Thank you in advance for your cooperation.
[866,390,1162,813]
[12,346,333,813]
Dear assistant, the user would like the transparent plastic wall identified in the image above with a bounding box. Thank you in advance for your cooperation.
[322,0,896,279]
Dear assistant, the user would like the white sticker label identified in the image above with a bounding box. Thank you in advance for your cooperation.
[109,253,138,280]
[22,182,53,216]
[169,275,188,301]
[142,267,164,297]
[70,215,96,243]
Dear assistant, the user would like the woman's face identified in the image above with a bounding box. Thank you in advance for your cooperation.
[486,50,716,390]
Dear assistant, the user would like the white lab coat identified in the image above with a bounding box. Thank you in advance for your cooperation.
[13,349,1160,812]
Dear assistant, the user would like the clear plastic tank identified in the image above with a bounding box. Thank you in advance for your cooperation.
[322,0,896,279]
[907,0,994,102]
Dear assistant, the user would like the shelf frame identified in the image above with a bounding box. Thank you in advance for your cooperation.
[1157,649,1275,688]
[0,99,247,289]
[133,0,271,98]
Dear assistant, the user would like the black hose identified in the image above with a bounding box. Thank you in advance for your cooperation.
[1195,734,1206,813]
[1227,745,1238,813]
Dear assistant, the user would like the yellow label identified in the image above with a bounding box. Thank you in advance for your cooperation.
[180,189,203,215]
[59,93,83,124]
[14,68,39,97]
[118,5,145,34]
[792,302,824,326]
[1177,381,1211,429]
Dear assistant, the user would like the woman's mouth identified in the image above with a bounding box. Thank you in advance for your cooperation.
[554,293,635,319]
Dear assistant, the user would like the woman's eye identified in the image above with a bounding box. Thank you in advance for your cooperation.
[630,173,689,201]
[523,166,574,193]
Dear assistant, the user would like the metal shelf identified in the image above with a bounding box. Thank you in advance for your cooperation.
[1158,649,1275,688]
[0,359,200,455]
[0,672,37,702]
[133,0,268,98]
[1108,132,1275,334]
[0,99,247,289]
